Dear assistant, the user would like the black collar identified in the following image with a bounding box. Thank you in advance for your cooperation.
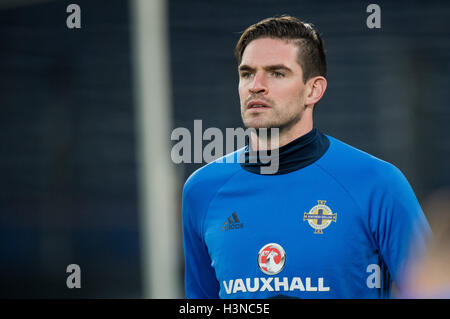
[240,128,330,175]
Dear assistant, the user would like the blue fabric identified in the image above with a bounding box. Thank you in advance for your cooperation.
[182,133,431,299]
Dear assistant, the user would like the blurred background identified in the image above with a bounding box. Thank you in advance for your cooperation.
[0,0,449,298]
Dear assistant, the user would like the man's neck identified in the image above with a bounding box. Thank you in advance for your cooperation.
[250,115,313,151]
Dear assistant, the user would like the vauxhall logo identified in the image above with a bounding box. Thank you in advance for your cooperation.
[221,212,244,231]
[222,243,331,295]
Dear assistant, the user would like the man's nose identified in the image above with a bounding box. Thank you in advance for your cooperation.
[249,73,268,94]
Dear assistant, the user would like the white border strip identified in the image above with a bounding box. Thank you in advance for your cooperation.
[131,0,179,298]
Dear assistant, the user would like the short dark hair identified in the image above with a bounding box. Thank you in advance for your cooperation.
[235,15,327,83]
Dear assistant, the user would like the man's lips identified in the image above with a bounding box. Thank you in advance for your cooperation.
[247,100,271,109]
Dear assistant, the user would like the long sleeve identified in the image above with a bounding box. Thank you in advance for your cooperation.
[369,164,432,290]
[182,180,220,298]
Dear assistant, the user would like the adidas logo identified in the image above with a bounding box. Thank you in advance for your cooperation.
[221,212,244,231]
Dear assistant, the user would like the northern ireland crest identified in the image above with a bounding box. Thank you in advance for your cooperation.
[303,200,337,234]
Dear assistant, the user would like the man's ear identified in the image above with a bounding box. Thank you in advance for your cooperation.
[304,76,327,107]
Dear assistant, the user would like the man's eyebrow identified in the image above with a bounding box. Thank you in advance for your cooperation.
[264,64,293,73]
[238,64,293,73]
[238,64,254,72]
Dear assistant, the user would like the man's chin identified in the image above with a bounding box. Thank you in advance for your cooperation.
[243,119,276,130]
[244,123,279,131]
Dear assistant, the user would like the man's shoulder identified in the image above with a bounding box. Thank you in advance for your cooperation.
[183,148,244,199]
[320,135,406,185]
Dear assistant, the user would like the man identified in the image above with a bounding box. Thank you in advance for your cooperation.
[182,16,431,298]
[399,188,450,298]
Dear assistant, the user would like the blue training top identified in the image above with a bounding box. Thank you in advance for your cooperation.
[182,129,431,299]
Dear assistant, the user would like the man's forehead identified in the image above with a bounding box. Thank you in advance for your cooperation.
[240,37,300,68]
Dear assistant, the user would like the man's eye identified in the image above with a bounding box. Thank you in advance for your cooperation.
[272,71,284,78]
[241,72,252,79]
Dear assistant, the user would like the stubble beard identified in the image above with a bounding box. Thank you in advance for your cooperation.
[242,106,303,138]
